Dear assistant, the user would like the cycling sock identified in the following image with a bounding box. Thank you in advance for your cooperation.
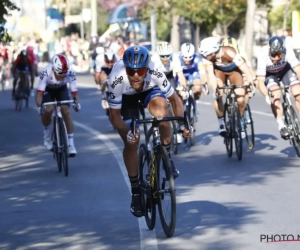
[163,143,171,158]
[129,175,139,194]
[43,126,50,136]
[276,118,285,130]
[218,117,225,126]
[68,134,74,146]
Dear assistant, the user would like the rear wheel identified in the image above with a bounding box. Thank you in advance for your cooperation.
[288,106,300,157]
[139,144,156,230]
[244,104,255,149]
[156,146,176,237]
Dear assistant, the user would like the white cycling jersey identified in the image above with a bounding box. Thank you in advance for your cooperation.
[37,63,78,94]
[95,53,106,73]
[108,59,174,109]
[256,45,300,76]
[151,52,182,75]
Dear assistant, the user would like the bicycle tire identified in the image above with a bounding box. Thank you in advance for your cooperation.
[139,102,148,139]
[58,117,69,176]
[15,95,22,111]
[139,144,156,230]
[233,104,243,161]
[288,106,300,157]
[156,145,176,237]
[189,95,196,146]
[53,117,62,172]
[171,120,178,155]
[223,102,233,157]
[244,104,255,149]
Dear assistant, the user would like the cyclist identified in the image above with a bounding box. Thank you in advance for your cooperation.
[256,36,300,139]
[11,50,33,99]
[220,37,255,123]
[198,36,254,137]
[0,43,11,87]
[177,43,208,100]
[94,50,117,116]
[108,46,191,217]
[27,45,39,94]
[35,54,81,156]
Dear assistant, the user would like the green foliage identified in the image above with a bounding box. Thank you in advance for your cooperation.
[0,0,19,42]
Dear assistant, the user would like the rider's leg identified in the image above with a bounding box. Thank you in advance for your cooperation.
[229,71,246,117]
[212,70,226,136]
[12,72,19,98]
[58,86,77,156]
[282,70,300,113]
[266,76,288,138]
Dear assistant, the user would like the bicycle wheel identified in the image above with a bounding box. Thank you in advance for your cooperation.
[188,96,196,146]
[139,102,148,138]
[288,106,300,157]
[233,104,243,161]
[156,145,176,237]
[58,117,69,176]
[171,120,178,155]
[139,144,156,230]
[223,103,233,157]
[15,94,22,111]
[244,104,255,149]
[53,117,62,172]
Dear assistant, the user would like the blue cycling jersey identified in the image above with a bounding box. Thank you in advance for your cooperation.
[177,54,202,83]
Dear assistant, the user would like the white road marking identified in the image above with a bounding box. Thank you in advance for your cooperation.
[73,121,158,250]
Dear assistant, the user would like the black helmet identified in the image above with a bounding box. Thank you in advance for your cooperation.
[269,36,285,54]
[20,50,27,58]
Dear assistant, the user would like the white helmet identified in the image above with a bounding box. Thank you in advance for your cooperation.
[181,43,195,61]
[198,37,220,57]
[104,50,116,62]
[52,54,70,74]
[157,41,173,56]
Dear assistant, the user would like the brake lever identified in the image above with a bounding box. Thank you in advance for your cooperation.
[130,117,136,136]
[183,111,190,131]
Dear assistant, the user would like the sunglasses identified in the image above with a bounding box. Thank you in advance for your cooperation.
[54,71,67,76]
[125,67,148,77]
[105,59,115,64]
[160,55,171,59]
[183,56,193,61]
[270,53,283,59]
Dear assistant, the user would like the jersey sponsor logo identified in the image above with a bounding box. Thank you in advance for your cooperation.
[110,76,123,89]
[68,71,76,81]
[40,70,48,80]
[149,68,163,78]
[108,91,116,99]
[162,78,168,88]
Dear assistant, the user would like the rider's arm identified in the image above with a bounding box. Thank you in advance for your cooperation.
[229,50,253,83]
[204,62,217,89]
[68,71,80,103]
[36,68,48,107]
[168,92,185,125]
[286,48,300,81]
[256,47,268,96]
[173,59,187,88]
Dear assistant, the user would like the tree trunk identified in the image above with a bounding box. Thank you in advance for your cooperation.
[195,23,200,48]
[245,0,256,64]
[171,14,180,53]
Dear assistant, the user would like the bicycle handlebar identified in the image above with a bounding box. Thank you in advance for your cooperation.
[130,111,190,136]
[42,99,75,107]
[217,84,250,90]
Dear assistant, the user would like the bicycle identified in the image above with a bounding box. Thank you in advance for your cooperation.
[0,66,5,91]
[268,84,300,157]
[131,112,190,237]
[15,71,30,111]
[167,101,179,155]
[217,84,252,160]
[42,100,75,176]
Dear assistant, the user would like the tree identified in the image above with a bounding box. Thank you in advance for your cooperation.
[0,0,19,42]
[245,0,255,65]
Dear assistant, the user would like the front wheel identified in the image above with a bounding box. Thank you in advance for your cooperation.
[224,103,233,157]
[233,104,243,161]
[156,145,176,237]
[58,117,69,176]
[288,106,300,157]
[244,104,255,149]
[139,144,156,230]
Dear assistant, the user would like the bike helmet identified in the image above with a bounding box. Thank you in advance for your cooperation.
[269,36,285,54]
[104,50,116,62]
[221,37,240,53]
[52,54,70,74]
[20,50,27,58]
[157,41,173,56]
[123,45,150,69]
[181,43,195,60]
[198,37,220,57]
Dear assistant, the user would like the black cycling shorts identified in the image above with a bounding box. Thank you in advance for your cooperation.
[42,85,70,105]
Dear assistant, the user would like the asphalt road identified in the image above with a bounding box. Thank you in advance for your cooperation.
[1,74,300,250]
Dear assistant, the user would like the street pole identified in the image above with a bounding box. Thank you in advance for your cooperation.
[150,7,156,52]
[91,0,97,36]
